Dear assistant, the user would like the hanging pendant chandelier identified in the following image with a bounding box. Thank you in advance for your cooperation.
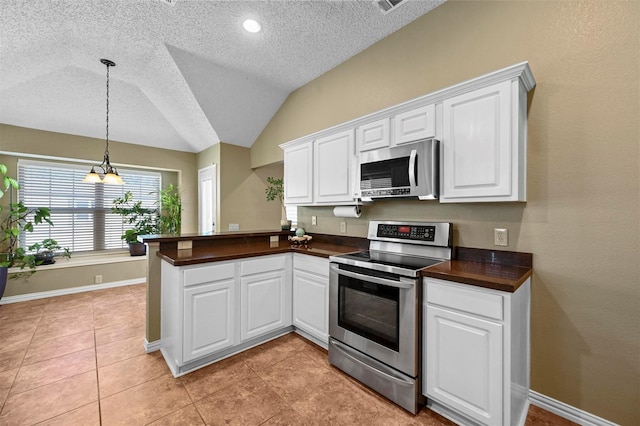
[83,59,124,185]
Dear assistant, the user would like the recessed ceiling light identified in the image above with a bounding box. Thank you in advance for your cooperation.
[243,19,261,33]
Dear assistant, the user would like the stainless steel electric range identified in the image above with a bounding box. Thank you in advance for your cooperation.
[328,220,453,414]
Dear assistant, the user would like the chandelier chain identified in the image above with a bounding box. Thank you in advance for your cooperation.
[105,62,110,157]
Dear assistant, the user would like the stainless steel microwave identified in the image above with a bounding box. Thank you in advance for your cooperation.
[359,139,439,201]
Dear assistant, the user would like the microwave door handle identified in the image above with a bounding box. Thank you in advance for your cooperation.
[331,264,414,289]
[408,149,417,187]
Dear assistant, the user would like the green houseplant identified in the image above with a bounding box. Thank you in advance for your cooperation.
[156,183,181,235]
[1,163,70,299]
[265,177,289,230]
[111,191,157,256]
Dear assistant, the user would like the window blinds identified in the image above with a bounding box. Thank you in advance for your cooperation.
[17,160,161,253]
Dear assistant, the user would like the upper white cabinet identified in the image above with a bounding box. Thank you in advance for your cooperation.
[280,62,535,205]
[282,129,357,206]
[283,141,313,204]
[357,118,390,152]
[314,130,356,204]
[441,74,532,202]
[394,104,436,145]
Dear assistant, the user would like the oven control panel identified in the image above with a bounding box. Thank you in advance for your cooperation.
[376,224,436,241]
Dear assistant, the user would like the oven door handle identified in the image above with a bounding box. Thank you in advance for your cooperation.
[330,339,414,387]
[330,264,414,289]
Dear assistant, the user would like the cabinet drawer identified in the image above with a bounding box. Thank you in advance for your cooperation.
[425,279,503,321]
[241,255,286,276]
[184,263,235,287]
[294,254,329,277]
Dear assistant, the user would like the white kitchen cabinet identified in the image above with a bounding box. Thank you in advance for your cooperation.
[441,79,528,202]
[183,277,235,362]
[240,254,292,341]
[313,129,357,204]
[357,118,390,152]
[292,254,329,346]
[283,141,313,204]
[394,104,436,145]
[423,278,531,426]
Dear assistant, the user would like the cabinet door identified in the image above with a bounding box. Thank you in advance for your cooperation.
[292,269,329,343]
[394,104,436,145]
[314,130,356,203]
[183,279,235,362]
[441,81,514,202]
[425,304,503,426]
[357,118,390,152]
[241,270,289,341]
[284,141,313,204]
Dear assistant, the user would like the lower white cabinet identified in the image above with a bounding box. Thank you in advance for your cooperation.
[424,278,531,426]
[183,278,235,362]
[240,255,292,341]
[292,254,329,345]
[160,254,292,377]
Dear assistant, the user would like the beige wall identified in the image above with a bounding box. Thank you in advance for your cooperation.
[0,123,198,233]
[250,1,639,424]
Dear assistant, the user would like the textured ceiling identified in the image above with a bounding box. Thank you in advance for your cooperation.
[0,0,445,153]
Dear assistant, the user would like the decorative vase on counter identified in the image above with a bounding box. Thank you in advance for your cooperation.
[295,228,305,237]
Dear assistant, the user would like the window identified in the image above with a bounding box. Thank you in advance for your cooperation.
[18,160,161,253]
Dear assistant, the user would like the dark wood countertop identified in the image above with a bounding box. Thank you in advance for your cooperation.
[157,239,364,266]
[155,232,532,293]
[421,247,533,292]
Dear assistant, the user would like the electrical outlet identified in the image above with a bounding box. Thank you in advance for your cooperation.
[494,228,508,246]
[94,275,102,284]
[228,224,239,231]
[312,216,317,226]
[340,222,346,233]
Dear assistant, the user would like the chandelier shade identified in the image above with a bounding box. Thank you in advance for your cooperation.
[83,59,124,185]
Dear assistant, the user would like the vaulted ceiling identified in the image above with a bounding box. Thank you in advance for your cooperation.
[0,0,445,153]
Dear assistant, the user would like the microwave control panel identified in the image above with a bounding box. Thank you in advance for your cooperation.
[376,224,436,241]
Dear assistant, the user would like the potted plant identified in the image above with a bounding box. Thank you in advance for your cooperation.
[1,162,70,299]
[28,238,71,265]
[111,191,157,256]
[265,177,289,230]
[156,183,181,235]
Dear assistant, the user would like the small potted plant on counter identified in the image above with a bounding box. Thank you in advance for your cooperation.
[265,177,290,230]
[112,191,157,256]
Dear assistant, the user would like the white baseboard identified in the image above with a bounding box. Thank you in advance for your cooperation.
[0,278,146,304]
[144,339,162,353]
[529,390,619,426]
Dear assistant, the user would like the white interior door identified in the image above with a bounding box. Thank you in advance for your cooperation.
[198,165,216,233]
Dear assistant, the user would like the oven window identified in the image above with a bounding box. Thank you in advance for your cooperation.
[338,273,400,351]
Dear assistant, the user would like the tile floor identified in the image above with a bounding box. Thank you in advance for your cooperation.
[0,284,576,425]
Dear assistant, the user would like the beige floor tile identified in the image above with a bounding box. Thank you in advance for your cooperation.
[99,375,191,426]
[98,351,170,397]
[94,320,145,346]
[180,355,258,402]
[0,299,48,321]
[147,404,205,426]
[34,401,101,426]
[0,325,37,353]
[0,370,98,424]
[93,304,145,329]
[241,336,301,372]
[23,330,95,366]
[256,352,335,404]
[44,293,93,313]
[261,408,319,426]
[33,313,95,341]
[0,368,18,408]
[96,335,146,368]
[0,347,27,374]
[195,374,286,426]
[10,348,96,395]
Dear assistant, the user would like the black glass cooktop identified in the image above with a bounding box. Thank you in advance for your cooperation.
[332,250,443,277]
